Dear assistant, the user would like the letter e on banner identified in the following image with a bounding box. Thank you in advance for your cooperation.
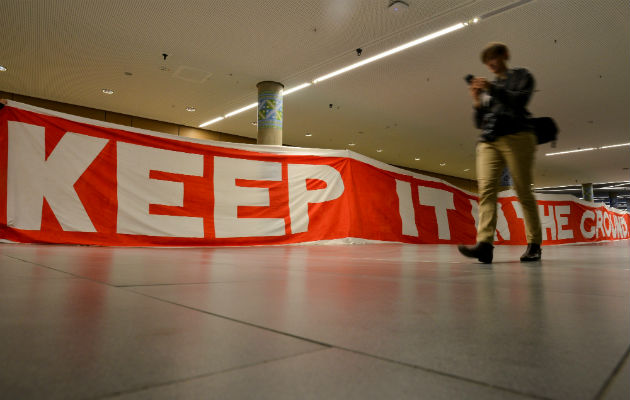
[117,142,204,237]
[555,205,574,240]
[214,157,285,238]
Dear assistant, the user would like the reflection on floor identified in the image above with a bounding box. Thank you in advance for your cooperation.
[0,241,628,400]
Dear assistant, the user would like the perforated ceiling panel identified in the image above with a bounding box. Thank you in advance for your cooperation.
[0,0,628,186]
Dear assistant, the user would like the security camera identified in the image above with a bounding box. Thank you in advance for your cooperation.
[356,48,362,56]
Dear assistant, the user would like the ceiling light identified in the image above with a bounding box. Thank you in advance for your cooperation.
[414,157,420,161]
[600,143,630,149]
[250,121,257,126]
[102,89,114,95]
[440,162,446,166]
[464,168,471,171]
[185,106,196,112]
[348,143,356,146]
[225,102,258,118]
[198,19,474,130]
[312,22,465,84]
[535,188,582,192]
[283,83,311,96]
[545,148,595,156]
[388,1,409,13]
[305,133,312,137]
[473,17,480,23]
[0,65,7,72]
[199,116,224,127]
[376,149,383,153]
[595,181,630,185]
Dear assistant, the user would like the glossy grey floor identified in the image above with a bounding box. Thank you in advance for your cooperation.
[0,241,628,400]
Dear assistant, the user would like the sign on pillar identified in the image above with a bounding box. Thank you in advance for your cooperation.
[257,81,284,145]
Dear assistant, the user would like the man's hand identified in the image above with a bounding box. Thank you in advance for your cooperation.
[471,77,490,91]
[469,78,490,108]
[469,85,482,108]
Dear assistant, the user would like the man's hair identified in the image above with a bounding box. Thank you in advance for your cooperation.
[481,42,509,63]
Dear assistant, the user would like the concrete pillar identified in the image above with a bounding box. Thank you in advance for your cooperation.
[582,183,593,202]
[256,81,284,145]
[609,192,618,208]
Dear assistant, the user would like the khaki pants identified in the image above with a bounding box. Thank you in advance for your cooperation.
[476,131,542,244]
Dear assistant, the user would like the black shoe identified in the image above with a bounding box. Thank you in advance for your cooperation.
[458,242,494,264]
[520,243,541,262]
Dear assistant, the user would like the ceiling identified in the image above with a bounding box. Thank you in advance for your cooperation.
[1,0,628,187]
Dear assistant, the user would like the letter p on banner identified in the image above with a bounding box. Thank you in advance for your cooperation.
[288,164,344,234]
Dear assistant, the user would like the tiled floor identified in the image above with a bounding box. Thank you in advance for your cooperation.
[0,241,628,400]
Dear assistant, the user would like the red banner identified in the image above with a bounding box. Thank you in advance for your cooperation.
[1,101,628,246]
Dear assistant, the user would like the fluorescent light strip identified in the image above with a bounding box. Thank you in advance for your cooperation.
[225,102,258,118]
[546,143,630,156]
[545,148,595,156]
[535,188,582,192]
[600,143,630,149]
[283,83,311,95]
[199,116,224,127]
[312,23,465,84]
[199,21,469,127]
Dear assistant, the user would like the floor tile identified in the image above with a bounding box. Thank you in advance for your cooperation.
[0,253,74,281]
[131,265,629,399]
[0,245,301,286]
[601,351,630,400]
[0,277,324,400]
[1,241,628,399]
[105,348,534,400]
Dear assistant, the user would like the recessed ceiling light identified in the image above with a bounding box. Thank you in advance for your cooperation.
[440,162,446,166]
[414,157,420,161]
[305,133,312,137]
[185,106,196,112]
[251,121,257,126]
[388,0,409,13]
[102,89,114,95]
[0,65,7,72]
[464,168,470,171]
[376,149,383,153]
[348,143,356,146]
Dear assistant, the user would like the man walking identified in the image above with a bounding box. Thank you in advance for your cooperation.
[458,42,542,263]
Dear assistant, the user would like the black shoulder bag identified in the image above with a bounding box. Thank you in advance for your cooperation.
[530,117,559,147]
